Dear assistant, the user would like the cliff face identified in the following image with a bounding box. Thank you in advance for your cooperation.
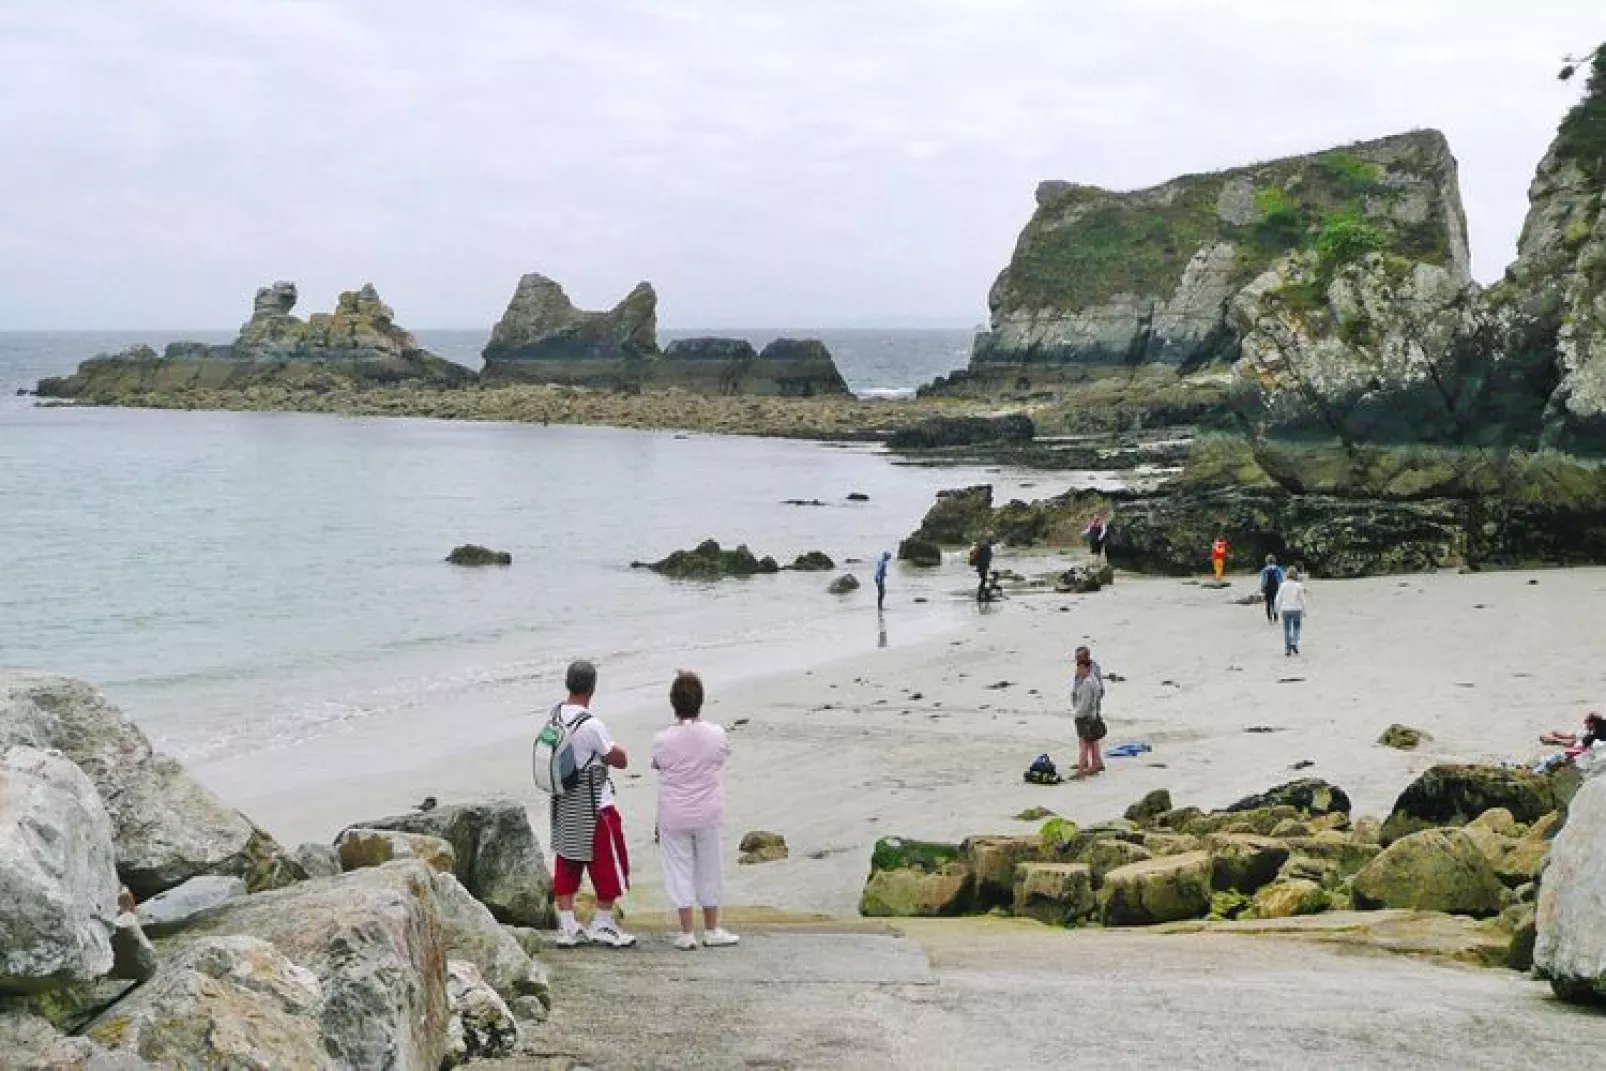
[960,130,1468,391]
[37,283,473,399]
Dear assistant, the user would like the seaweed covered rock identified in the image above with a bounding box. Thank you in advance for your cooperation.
[1381,764,1574,843]
[827,573,860,595]
[859,837,972,917]
[1351,828,1505,916]
[634,540,781,579]
[905,485,994,545]
[1013,863,1096,926]
[886,413,1035,451]
[1099,851,1214,926]
[1226,778,1352,818]
[446,544,512,567]
[896,537,943,567]
[789,551,835,571]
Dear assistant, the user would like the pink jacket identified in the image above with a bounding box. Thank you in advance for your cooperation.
[651,720,731,832]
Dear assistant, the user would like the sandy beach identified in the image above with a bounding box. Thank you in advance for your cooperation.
[211,559,1606,920]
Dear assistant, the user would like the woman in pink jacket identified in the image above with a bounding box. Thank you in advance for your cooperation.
[652,671,738,950]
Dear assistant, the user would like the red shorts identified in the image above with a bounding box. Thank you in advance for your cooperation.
[553,806,630,902]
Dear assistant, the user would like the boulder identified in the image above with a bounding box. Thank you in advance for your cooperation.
[738,830,789,865]
[0,746,119,994]
[1381,763,1573,843]
[1378,724,1430,750]
[1504,903,1539,972]
[1142,832,1204,857]
[827,573,861,595]
[1124,789,1174,826]
[789,551,835,571]
[445,544,512,567]
[1534,772,1606,1003]
[442,961,519,1067]
[635,539,781,579]
[1248,879,1330,919]
[895,537,943,567]
[1099,851,1214,926]
[175,861,451,1070]
[1276,836,1381,879]
[481,274,659,384]
[1351,828,1505,916]
[292,842,341,880]
[961,836,1041,908]
[1225,778,1351,817]
[859,865,973,917]
[1208,834,1292,894]
[109,913,157,982]
[0,1007,153,1070]
[1012,863,1096,925]
[1055,560,1116,593]
[869,836,961,873]
[337,828,457,875]
[0,673,278,899]
[1181,805,1303,838]
[1079,839,1153,884]
[135,875,246,938]
[1468,807,1521,837]
[905,485,994,545]
[346,800,555,927]
[430,872,544,1002]
[85,937,331,1070]
[1269,819,1313,838]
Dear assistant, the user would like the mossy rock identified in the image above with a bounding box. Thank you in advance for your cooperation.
[1378,724,1430,750]
[896,537,942,568]
[868,836,961,874]
[1123,789,1174,826]
[1351,828,1505,916]
[1012,862,1096,926]
[907,485,994,544]
[1381,764,1573,844]
[962,835,1043,909]
[859,864,973,918]
[789,551,835,571]
[1100,851,1214,926]
[1248,879,1330,919]
[1209,889,1252,921]
[447,544,512,566]
[1208,834,1291,894]
[636,539,780,579]
[1225,778,1352,817]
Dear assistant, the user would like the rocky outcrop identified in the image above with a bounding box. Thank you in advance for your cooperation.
[0,673,284,899]
[1534,770,1606,1003]
[446,544,512,567]
[633,539,782,579]
[38,283,473,401]
[885,412,1035,451]
[1381,763,1576,844]
[1,747,120,994]
[480,274,659,388]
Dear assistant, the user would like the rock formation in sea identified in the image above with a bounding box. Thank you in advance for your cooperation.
[37,282,475,400]
[480,273,850,397]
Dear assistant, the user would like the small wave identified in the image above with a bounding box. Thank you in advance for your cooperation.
[856,387,916,401]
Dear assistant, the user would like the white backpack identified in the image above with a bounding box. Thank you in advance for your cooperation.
[532,704,592,797]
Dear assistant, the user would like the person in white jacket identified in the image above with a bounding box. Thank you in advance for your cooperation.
[1273,568,1308,656]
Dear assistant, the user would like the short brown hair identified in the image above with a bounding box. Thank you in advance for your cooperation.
[670,671,704,718]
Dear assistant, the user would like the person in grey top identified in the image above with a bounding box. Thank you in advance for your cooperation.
[1072,646,1106,777]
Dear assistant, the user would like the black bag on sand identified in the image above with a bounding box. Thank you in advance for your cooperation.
[1024,753,1062,785]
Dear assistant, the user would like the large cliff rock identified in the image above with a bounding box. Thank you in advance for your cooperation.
[479,274,659,388]
[935,130,1467,401]
[37,283,473,400]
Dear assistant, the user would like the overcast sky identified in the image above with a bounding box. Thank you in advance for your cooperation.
[1,1,1600,330]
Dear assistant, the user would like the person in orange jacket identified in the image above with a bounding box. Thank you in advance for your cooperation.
[1211,536,1229,581]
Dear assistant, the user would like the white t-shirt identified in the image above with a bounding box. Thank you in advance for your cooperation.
[558,702,616,809]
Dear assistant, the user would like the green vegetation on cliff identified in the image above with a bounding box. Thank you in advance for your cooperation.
[1556,46,1606,183]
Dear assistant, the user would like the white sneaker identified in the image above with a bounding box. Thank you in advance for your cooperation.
[552,927,588,949]
[702,928,740,948]
[585,921,637,948]
[673,932,698,951]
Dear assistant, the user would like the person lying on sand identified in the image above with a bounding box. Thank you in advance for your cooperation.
[1540,712,1603,749]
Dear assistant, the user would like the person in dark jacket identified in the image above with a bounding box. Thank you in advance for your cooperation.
[973,539,994,601]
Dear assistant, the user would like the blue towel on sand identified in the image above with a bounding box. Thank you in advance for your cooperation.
[1105,741,1152,758]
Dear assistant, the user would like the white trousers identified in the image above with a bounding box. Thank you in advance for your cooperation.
[658,825,723,910]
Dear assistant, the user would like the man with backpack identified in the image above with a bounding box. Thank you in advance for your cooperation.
[1258,554,1285,623]
[537,660,636,948]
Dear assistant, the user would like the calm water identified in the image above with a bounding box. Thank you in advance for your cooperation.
[0,330,1026,770]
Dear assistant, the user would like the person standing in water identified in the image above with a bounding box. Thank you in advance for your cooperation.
[1274,567,1308,656]
[1210,536,1230,582]
[1257,554,1285,623]
[873,550,892,612]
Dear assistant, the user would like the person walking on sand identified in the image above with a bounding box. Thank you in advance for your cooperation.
[1258,554,1285,623]
[1273,568,1307,656]
[1084,513,1108,559]
[971,539,994,601]
[874,550,892,612]
[549,660,637,948]
[1072,646,1107,777]
[652,671,739,950]
[1211,536,1230,582]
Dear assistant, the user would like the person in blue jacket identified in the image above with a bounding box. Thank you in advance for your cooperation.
[873,550,892,611]
[1258,554,1285,623]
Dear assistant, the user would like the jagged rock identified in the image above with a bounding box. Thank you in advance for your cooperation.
[135,876,246,938]
[291,842,341,880]
[1124,790,1174,825]
[1381,763,1574,843]
[336,828,457,875]
[1225,778,1351,817]
[905,485,994,545]
[1248,879,1330,919]
[0,673,283,899]
[827,573,860,594]
[1056,560,1115,593]
[1379,724,1430,749]
[85,936,331,1070]
[0,1007,154,1070]
[896,537,942,567]
[1100,851,1214,926]
[738,830,788,865]
[175,861,451,1070]
[789,551,835,571]
[1012,863,1096,925]
[1535,771,1606,1003]
[442,961,520,1067]
[109,913,157,982]
[634,539,781,579]
[342,800,554,928]
[886,413,1035,450]
[430,872,544,1002]
[0,746,119,994]
[446,544,512,567]
[1351,828,1505,916]
[480,274,658,387]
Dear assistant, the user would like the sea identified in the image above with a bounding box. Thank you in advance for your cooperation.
[0,328,1048,784]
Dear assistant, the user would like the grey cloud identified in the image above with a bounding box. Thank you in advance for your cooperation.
[0,0,1601,329]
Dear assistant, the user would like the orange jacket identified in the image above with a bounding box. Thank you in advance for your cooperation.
[1211,539,1229,560]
